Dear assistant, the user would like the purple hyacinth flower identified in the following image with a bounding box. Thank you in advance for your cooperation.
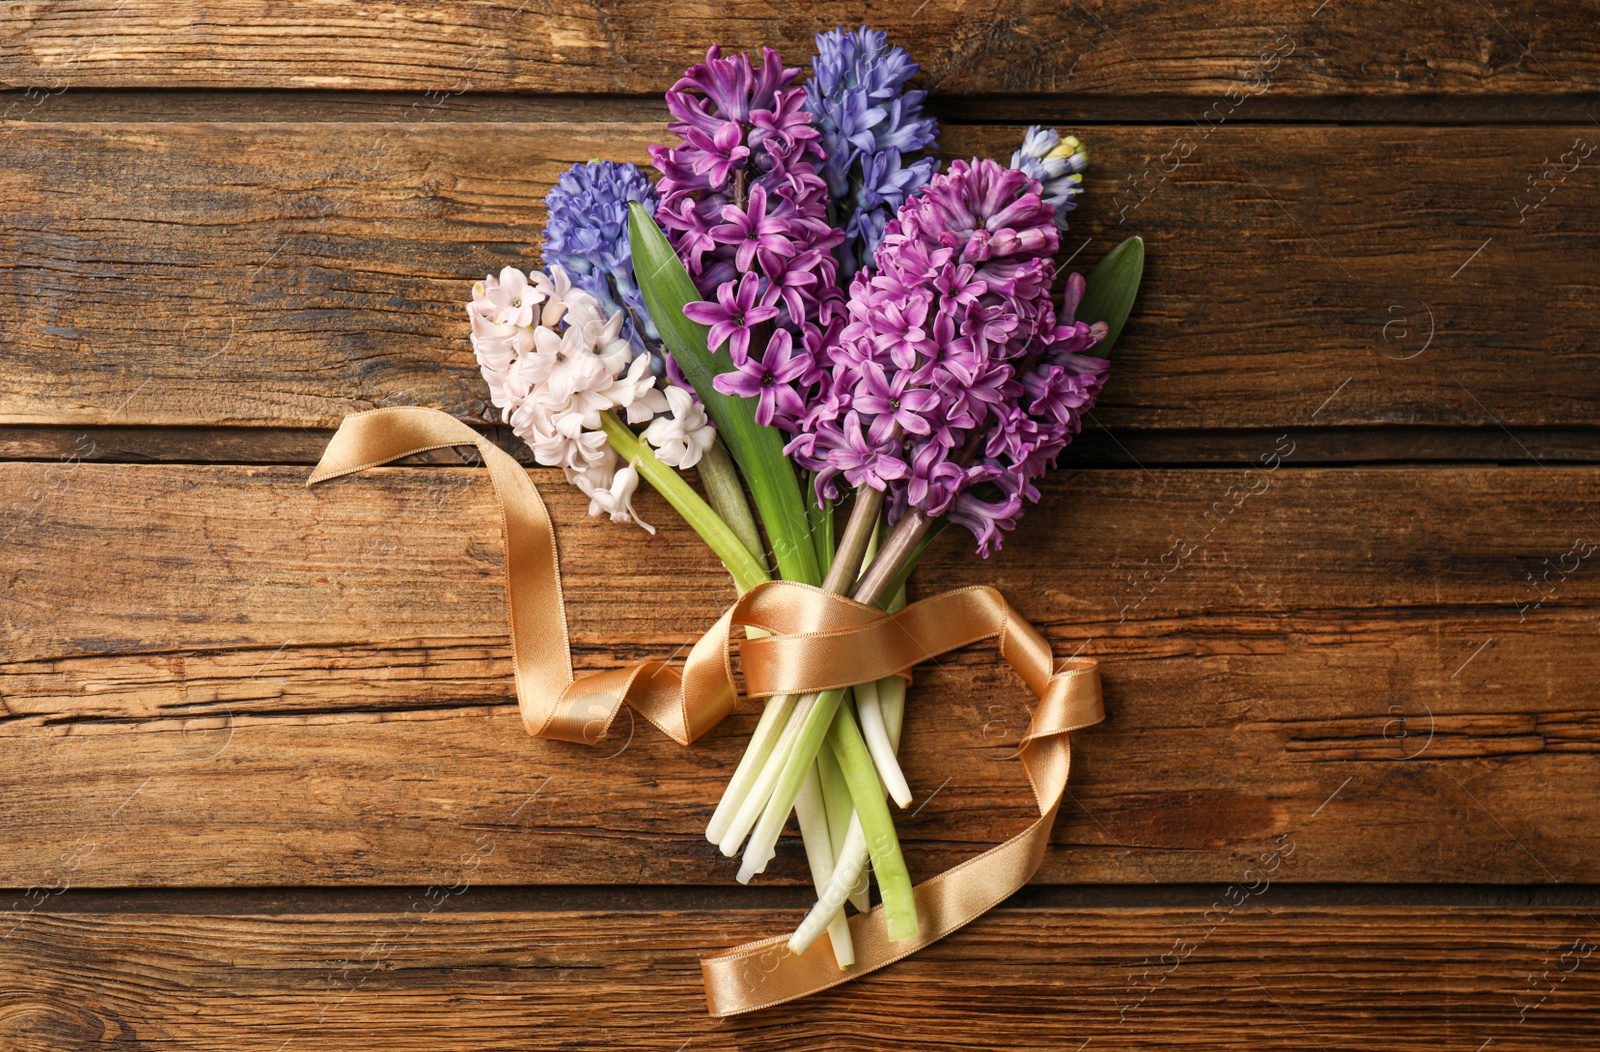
[759,248,824,320]
[790,156,1108,554]
[682,271,778,365]
[540,160,661,352]
[710,183,798,272]
[671,44,760,123]
[683,120,752,188]
[653,45,847,431]
[828,410,910,491]
[903,436,965,514]
[871,293,934,369]
[751,89,822,153]
[712,328,810,428]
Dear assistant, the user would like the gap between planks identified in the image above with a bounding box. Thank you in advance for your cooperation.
[19,883,1600,915]
[8,424,1600,468]
[4,88,1600,125]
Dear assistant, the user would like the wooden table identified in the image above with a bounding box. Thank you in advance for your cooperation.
[4,4,1599,1048]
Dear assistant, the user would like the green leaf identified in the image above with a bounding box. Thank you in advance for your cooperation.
[1076,235,1145,358]
[627,202,822,586]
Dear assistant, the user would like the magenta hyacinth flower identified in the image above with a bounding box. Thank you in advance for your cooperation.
[712,327,811,426]
[789,157,1109,556]
[682,271,778,364]
[683,120,751,188]
[827,410,911,491]
[852,360,938,440]
[651,46,846,433]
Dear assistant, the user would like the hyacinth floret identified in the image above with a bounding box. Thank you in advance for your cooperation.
[804,26,939,277]
[541,161,663,354]
[789,158,1108,556]
[1009,126,1088,231]
[651,45,846,433]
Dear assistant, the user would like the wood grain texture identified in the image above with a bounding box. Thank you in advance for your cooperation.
[2,5,1594,1046]
[13,88,1600,125]
[2,905,1597,1050]
[11,422,1600,468]
[1,123,1597,431]
[2,0,1597,98]
[4,461,1597,887]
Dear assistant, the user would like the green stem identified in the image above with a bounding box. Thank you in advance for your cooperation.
[605,416,798,859]
[790,582,918,956]
[736,685,848,882]
[719,694,809,857]
[795,763,855,966]
[812,537,928,927]
[735,488,889,878]
[828,703,919,941]
[696,438,766,568]
[851,528,911,806]
[806,478,835,579]
[600,414,768,595]
[823,486,883,593]
[817,739,851,862]
[817,737,868,914]
[705,693,794,847]
[789,666,911,955]
[855,678,911,807]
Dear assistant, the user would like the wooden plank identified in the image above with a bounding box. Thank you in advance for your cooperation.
[3,905,1597,1049]
[4,461,1598,887]
[10,422,1600,468]
[3,1,1597,98]
[1,122,1597,431]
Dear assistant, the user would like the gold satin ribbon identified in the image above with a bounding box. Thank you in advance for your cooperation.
[308,407,1104,1016]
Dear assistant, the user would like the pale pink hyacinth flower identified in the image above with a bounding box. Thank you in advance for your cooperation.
[575,461,652,533]
[466,263,712,530]
[642,385,716,469]
[468,267,544,409]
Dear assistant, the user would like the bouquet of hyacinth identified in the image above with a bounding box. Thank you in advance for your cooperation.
[465,27,1142,966]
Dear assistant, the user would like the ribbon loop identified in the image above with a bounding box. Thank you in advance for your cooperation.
[309,407,1103,1015]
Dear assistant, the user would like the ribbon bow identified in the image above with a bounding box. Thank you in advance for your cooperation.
[309,407,1103,1016]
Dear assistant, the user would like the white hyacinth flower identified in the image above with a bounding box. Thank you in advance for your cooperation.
[562,297,636,377]
[509,391,613,474]
[574,459,651,533]
[468,267,553,409]
[470,266,546,333]
[522,323,613,420]
[529,266,596,327]
[606,354,671,425]
[471,333,518,410]
[642,384,716,470]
